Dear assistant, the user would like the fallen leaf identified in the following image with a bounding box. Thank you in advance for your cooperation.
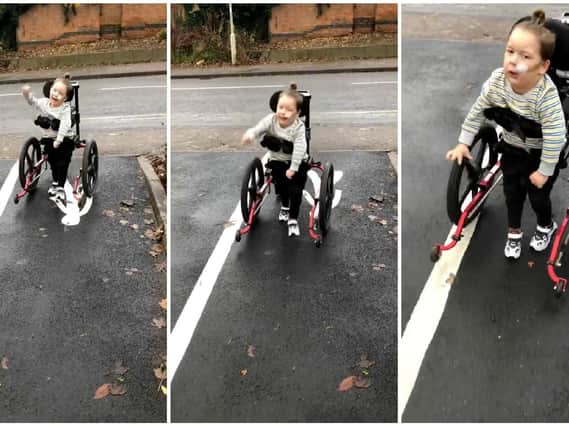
[369,195,384,203]
[94,383,111,399]
[446,273,456,285]
[144,219,154,225]
[337,376,356,391]
[111,360,128,375]
[159,299,167,310]
[240,369,248,376]
[119,207,130,213]
[351,204,365,213]
[102,210,115,217]
[368,215,378,221]
[354,376,371,389]
[247,345,256,358]
[376,219,388,226]
[152,317,166,328]
[155,261,167,272]
[1,356,8,370]
[154,366,167,380]
[160,385,167,395]
[372,263,386,271]
[368,202,379,209]
[129,224,139,230]
[119,220,129,226]
[528,261,535,268]
[151,244,163,254]
[120,199,135,208]
[144,208,154,215]
[109,383,127,396]
[224,220,236,228]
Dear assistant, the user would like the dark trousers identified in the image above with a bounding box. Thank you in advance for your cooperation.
[41,137,75,187]
[268,160,309,220]
[501,146,560,229]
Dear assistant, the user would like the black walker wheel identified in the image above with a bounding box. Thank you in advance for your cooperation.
[82,140,98,197]
[318,162,334,236]
[18,137,41,191]
[240,157,264,223]
[447,127,498,225]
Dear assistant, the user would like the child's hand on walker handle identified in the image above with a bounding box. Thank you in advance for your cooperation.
[21,84,31,99]
[530,170,548,189]
[286,169,296,179]
[445,143,473,165]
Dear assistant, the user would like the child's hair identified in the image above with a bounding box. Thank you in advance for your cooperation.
[510,9,556,62]
[54,73,72,100]
[278,83,303,112]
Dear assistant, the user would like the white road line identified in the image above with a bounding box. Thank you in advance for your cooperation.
[351,81,397,85]
[0,162,18,216]
[399,218,479,419]
[169,153,269,380]
[172,84,283,91]
[98,85,166,91]
[82,113,166,121]
[0,93,21,97]
[319,110,397,115]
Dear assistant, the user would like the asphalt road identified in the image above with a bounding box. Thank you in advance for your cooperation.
[0,75,166,158]
[171,151,397,422]
[171,72,397,153]
[402,5,569,422]
[0,157,166,422]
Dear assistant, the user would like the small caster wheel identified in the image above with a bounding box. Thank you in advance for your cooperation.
[314,239,322,248]
[235,230,241,242]
[14,196,19,204]
[554,284,563,299]
[430,245,441,263]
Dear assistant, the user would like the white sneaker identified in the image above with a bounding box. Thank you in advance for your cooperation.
[278,206,290,222]
[47,182,59,196]
[504,232,523,259]
[529,222,558,252]
[288,219,300,237]
[49,186,65,202]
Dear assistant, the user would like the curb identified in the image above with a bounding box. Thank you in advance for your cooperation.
[264,43,397,62]
[0,69,166,86]
[388,151,398,175]
[172,65,397,80]
[137,155,167,242]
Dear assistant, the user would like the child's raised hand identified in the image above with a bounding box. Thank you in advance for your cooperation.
[286,169,296,179]
[529,170,548,189]
[445,143,472,165]
[241,130,254,145]
[21,84,31,99]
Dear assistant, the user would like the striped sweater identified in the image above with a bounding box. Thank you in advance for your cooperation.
[459,68,566,176]
[247,113,308,172]
[26,94,75,143]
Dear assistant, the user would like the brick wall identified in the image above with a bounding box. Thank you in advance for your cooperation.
[269,4,397,41]
[17,4,166,50]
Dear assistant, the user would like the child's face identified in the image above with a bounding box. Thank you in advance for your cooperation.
[276,95,298,128]
[503,27,549,94]
[49,81,67,107]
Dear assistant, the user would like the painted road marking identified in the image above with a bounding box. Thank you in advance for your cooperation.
[169,152,270,380]
[172,84,283,91]
[399,218,479,419]
[98,85,166,91]
[82,113,166,122]
[319,110,397,115]
[351,81,397,85]
[0,161,18,216]
[0,93,21,97]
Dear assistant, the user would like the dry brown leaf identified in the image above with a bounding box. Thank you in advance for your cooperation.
[154,366,167,380]
[446,273,456,285]
[356,354,375,369]
[152,317,166,328]
[94,383,111,399]
[159,299,167,310]
[120,199,135,208]
[129,224,139,230]
[247,345,256,358]
[1,356,8,370]
[155,261,167,272]
[102,210,115,217]
[369,195,384,203]
[111,360,128,375]
[354,376,371,389]
[119,219,129,226]
[528,261,535,268]
[109,383,127,396]
[144,219,154,225]
[351,204,365,213]
[337,375,356,392]
[376,219,388,226]
[240,369,248,376]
